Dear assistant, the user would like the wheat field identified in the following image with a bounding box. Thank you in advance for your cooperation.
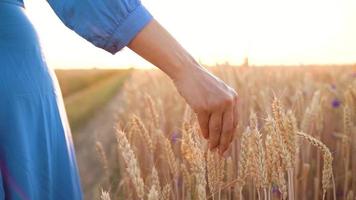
[96,65,355,200]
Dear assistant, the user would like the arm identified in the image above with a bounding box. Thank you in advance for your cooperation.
[128,20,239,154]
[47,0,238,154]
[47,0,152,54]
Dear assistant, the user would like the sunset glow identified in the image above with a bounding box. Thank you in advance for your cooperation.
[25,0,356,68]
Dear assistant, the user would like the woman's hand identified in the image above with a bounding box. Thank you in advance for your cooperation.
[128,19,238,154]
[173,65,238,154]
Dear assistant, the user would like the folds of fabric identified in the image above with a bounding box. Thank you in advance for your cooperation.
[0,2,82,199]
[47,0,153,54]
[0,0,152,199]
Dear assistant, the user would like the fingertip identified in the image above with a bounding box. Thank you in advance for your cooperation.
[209,142,217,150]
[198,112,210,139]
[202,130,209,139]
[233,105,239,128]
[219,144,227,155]
[222,149,230,158]
[208,112,223,151]
[230,131,236,144]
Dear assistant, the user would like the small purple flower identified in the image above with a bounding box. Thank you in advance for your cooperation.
[330,84,336,90]
[171,131,179,144]
[352,72,356,78]
[331,98,341,108]
[272,185,280,194]
[176,178,182,187]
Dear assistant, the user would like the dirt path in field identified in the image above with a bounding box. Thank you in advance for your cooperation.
[73,89,124,200]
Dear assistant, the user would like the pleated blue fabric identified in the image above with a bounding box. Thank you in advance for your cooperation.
[0,0,152,199]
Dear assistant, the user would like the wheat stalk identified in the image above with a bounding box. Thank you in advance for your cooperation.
[297,131,333,200]
[144,94,160,129]
[207,150,225,198]
[151,166,161,194]
[148,185,160,200]
[100,189,111,200]
[161,183,172,200]
[160,132,179,179]
[132,115,154,154]
[115,129,145,199]
[181,163,192,199]
[237,127,250,189]
[95,141,109,181]
[181,122,207,200]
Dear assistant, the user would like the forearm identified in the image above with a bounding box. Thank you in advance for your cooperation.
[128,18,238,154]
[128,19,200,80]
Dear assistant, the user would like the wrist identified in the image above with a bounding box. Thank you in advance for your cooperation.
[168,55,202,82]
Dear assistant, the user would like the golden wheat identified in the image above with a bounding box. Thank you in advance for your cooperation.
[94,66,354,200]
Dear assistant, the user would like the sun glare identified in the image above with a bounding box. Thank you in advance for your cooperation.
[24,0,356,68]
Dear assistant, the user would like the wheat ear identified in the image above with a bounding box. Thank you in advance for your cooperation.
[297,131,333,200]
[160,132,179,179]
[132,115,154,154]
[95,141,109,182]
[100,189,111,200]
[115,129,145,199]
[148,185,160,200]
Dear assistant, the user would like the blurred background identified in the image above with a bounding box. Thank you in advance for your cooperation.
[25,0,356,68]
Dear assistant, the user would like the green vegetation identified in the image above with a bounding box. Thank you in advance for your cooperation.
[55,69,131,131]
[56,69,125,97]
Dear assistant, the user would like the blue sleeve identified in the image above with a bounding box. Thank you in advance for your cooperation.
[47,0,153,54]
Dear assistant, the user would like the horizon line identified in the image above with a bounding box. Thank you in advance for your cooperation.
[52,62,356,70]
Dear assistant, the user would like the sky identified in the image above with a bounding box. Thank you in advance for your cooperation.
[24,0,356,69]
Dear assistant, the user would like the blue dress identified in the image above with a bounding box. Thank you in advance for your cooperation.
[0,0,152,199]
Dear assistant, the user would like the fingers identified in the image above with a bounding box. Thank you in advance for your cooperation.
[208,112,223,150]
[219,105,234,154]
[197,112,210,139]
[233,96,239,129]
